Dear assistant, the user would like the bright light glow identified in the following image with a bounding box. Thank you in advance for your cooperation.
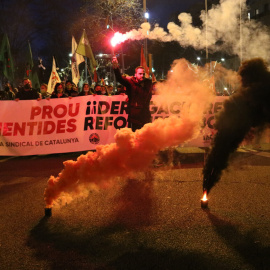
[99,53,103,57]
[69,53,72,57]
[152,68,155,72]
[144,12,149,19]
[221,58,225,62]
[224,87,228,90]
[170,70,173,72]
[197,57,201,60]
[111,32,127,47]
[201,191,208,201]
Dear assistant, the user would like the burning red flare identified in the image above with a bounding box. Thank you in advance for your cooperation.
[201,191,208,209]
[201,191,208,201]
[111,32,127,47]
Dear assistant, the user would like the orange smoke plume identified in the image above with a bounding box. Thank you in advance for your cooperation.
[44,59,215,208]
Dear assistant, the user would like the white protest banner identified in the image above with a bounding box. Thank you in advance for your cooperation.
[0,96,128,156]
[0,96,228,156]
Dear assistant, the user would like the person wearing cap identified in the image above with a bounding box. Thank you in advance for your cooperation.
[112,56,153,132]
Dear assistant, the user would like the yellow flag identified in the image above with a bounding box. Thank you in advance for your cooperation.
[76,30,97,71]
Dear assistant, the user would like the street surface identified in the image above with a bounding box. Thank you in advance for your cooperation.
[0,146,270,270]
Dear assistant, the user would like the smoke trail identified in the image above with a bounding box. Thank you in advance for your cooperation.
[203,58,270,193]
[203,61,241,95]
[44,59,215,207]
[112,0,270,61]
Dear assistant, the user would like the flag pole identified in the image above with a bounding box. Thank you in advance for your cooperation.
[143,0,148,65]
[85,57,87,83]
[84,57,93,83]
[205,0,208,62]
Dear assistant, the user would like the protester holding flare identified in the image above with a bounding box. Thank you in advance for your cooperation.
[112,56,153,132]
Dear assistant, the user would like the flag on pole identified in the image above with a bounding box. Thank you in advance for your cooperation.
[140,45,149,78]
[93,67,98,83]
[0,34,14,82]
[31,71,40,90]
[26,41,40,89]
[71,36,84,86]
[47,57,61,94]
[76,30,97,72]
[26,40,34,77]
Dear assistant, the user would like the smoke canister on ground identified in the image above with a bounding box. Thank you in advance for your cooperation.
[201,199,208,209]
[44,207,52,217]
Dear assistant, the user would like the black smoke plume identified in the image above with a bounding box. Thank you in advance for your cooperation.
[203,58,270,193]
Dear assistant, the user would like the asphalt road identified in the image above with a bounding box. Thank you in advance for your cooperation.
[0,147,270,270]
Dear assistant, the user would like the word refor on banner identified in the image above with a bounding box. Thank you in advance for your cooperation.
[84,100,128,130]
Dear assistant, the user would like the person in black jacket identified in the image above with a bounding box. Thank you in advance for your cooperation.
[15,78,40,100]
[112,56,152,132]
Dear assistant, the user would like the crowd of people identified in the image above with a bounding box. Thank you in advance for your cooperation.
[0,77,136,101]
[0,58,160,134]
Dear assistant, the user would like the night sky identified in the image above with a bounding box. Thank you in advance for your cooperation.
[147,0,205,26]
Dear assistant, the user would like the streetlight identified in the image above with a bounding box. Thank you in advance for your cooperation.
[68,53,73,65]
[144,12,149,20]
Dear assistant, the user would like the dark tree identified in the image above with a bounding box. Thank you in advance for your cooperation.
[0,0,83,84]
